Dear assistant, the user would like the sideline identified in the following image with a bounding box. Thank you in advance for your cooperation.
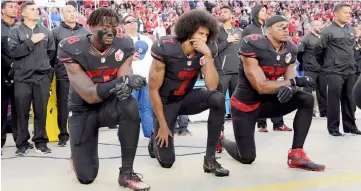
[220,173,361,191]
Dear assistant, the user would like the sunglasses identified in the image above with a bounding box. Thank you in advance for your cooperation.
[125,20,136,24]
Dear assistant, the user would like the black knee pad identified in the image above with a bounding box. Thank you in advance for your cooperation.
[77,178,95,185]
[239,156,256,164]
[208,91,225,109]
[159,161,174,168]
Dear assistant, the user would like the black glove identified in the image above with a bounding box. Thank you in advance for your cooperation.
[109,83,133,100]
[124,74,147,91]
[276,86,294,103]
[290,76,315,88]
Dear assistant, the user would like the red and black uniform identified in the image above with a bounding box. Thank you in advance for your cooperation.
[149,36,226,170]
[221,34,325,171]
[57,34,142,183]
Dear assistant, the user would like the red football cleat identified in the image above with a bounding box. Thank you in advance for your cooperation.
[288,148,325,171]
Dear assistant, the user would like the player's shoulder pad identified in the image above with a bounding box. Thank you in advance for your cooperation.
[151,36,178,61]
[58,35,88,56]
[242,34,269,50]
[286,40,298,54]
[113,34,134,49]
[207,41,218,58]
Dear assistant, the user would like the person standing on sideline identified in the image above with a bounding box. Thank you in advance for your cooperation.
[52,5,89,147]
[242,4,291,132]
[123,14,154,138]
[8,1,55,156]
[1,0,19,148]
[297,20,327,117]
[214,5,242,120]
[315,3,361,136]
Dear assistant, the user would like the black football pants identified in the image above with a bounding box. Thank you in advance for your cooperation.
[353,74,361,109]
[326,74,357,133]
[14,76,51,148]
[151,88,225,168]
[304,71,328,116]
[69,96,140,184]
[222,92,313,164]
[217,73,238,131]
[56,79,70,142]
[1,82,17,148]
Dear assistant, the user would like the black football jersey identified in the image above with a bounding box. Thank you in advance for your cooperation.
[234,34,298,104]
[151,36,217,104]
[57,34,135,110]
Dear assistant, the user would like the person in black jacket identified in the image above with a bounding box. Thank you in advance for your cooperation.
[52,5,89,147]
[242,4,291,132]
[315,3,361,136]
[214,5,241,119]
[1,0,19,149]
[8,1,56,156]
[297,20,327,117]
[354,25,361,80]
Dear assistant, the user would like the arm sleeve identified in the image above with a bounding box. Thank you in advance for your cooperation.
[8,28,35,58]
[314,31,329,66]
[239,38,257,58]
[57,40,77,64]
[151,39,166,63]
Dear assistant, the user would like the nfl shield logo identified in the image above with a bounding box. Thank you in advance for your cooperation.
[187,61,192,66]
[115,49,124,61]
[285,53,292,64]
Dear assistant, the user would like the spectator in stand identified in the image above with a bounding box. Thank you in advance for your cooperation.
[153,19,166,40]
[50,7,61,28]
[123,15,154,138]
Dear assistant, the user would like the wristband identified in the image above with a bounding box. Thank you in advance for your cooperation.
[96,76,127,100]
[290,78,297,86]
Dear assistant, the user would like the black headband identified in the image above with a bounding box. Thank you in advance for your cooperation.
[265,15,288,27]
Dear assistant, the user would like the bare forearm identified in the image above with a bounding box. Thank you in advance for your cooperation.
[68,77,102,104]
[149,90,167,126]
[203,55,219,90]
[258,80,291,94]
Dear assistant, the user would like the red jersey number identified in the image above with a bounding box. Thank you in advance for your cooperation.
[174,71,196,96]
[66,36,81,44]
[261,66,286,80]
[86,68,118,83]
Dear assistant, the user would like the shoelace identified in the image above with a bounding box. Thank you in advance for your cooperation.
[128,172,143,182]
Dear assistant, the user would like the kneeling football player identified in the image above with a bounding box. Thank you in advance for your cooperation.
[220,15,325,171]
[147,9,229,177]
[57,8,150,190]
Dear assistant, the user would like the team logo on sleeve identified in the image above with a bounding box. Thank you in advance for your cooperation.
[115,49,124,61]
[285,53,292,64]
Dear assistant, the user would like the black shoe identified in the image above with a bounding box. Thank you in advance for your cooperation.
[203,155,229,177]
[27,143,34,149]
[330,132,344,136]
[148,135,155,158]
[15,146,30,156]
[118,169,150,191]
[58,140,67,147]
[36,145,51,154]
[346,129,361,135]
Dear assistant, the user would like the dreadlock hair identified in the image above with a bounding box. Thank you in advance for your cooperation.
[87,7,120,27]
[174,9,219,43]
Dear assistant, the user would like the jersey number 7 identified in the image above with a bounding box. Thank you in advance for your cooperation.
[174,71,196,96]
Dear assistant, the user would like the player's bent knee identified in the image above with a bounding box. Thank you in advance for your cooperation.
[159,161,174,168]
[239,156,256,164]
[77,178,95,185]
[122,97,141,122]
[298,92,314,108]
[208,91,226,109]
